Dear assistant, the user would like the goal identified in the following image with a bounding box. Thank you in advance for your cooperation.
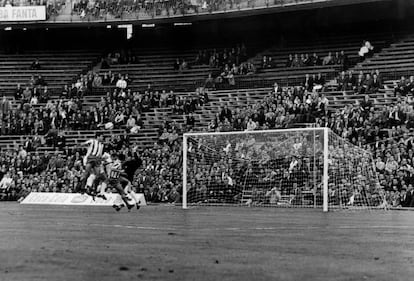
[182,128,383,211]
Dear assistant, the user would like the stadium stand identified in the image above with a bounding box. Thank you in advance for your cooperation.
[2,25,414,208]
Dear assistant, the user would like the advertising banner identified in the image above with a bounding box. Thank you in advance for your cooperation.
[20,192,147,206]
[0,6,46,22]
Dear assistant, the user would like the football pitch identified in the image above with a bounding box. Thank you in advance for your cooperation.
[0,203,413,281]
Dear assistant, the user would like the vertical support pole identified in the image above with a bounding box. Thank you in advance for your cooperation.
[323,127,329,212]
[182,134,188,209]
[313,126,317,209]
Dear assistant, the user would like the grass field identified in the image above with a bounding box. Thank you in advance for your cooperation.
[0,203,413,281]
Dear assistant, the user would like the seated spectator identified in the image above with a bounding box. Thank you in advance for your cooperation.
[220,105,232,122]
[116,75,127,89]
[204,73,215,89]
[262,55,273,69]
[395,76,408,96]
[313,73,325,91]
[346,71,356,91]
[303,54,311,66]
[407,76,414,96]
[30,95,38,105]
[371,74,382,93]
[35,75,47,86]
[0,172,13,191]
[22,87,32,103]
[322,52,333,65]
[39,86,51,103]
[246,118,257,131]
[30,59,41,70]
[180,59,189,71]
[361,95,373,113]
[265,186,282,204]
[310,53,321,66]
[358,40,374,61]
[93,74,102,87]
[303,74,314,92]
[337,71,347,91]
[291,54,302,67]
[362,73,373,94]
[333,52,341,65]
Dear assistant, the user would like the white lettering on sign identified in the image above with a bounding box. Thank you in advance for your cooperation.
[0,6,45,21]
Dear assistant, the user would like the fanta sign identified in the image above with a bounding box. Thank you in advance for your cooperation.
[0,6,46,22]
[20,192,146,206]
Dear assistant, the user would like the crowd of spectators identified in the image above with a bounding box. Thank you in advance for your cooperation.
[336,69,383,94]
[393,75,414,96]
[286,51,349,70]
[2,39,414,209]
[0,0,339,22]
[195,44,257,87]
[0,134,133,201]
[71,0,252,20]
[100,51,139,69]
[3,71,414,207]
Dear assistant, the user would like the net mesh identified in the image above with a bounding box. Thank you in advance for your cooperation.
[184,128,384,209]
[328,132,383,209]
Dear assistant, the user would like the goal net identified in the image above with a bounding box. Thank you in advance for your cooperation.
[182,128,383,211]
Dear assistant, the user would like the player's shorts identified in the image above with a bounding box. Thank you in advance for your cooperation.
[84,156,103,168]
[108,178,123,191]
[95,172,107,184]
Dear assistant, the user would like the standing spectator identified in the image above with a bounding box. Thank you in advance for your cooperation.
[0,96,11,115]
[15,84,23,101]
[286,54,293,67]
[340,50,348,70]
[186,113,195,129]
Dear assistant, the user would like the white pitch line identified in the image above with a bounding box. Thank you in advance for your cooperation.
[54,222,414,232]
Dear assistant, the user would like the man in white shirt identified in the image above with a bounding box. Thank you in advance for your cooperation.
[116,76,127,89]
[0,173,13,191]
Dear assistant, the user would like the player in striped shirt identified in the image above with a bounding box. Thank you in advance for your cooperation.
[106,154,135,211]
[78,133,107,196]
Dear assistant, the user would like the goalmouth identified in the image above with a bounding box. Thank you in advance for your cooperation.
[182,128,383,212]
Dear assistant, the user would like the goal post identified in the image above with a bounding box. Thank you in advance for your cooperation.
[182,127,382,211]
